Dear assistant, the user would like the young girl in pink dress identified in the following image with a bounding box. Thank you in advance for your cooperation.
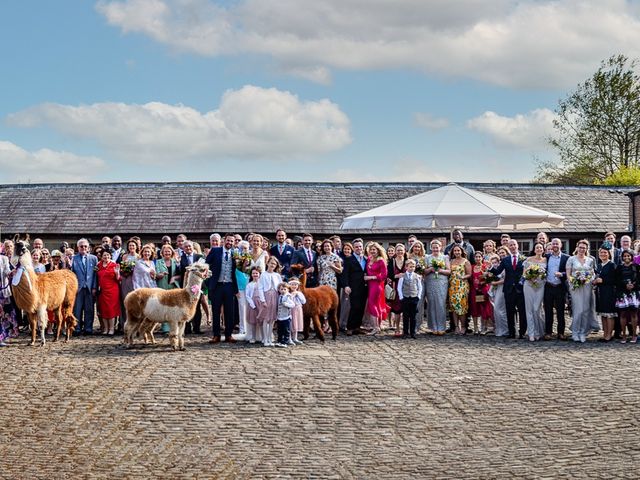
[257,257,282,347]
[245,267,263,344]
[288,279,306,345]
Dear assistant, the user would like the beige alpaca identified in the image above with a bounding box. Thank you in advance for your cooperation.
[11,240,78,346]
[124,260,210,351]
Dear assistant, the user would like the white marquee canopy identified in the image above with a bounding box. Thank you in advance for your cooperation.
[340,183,565,231]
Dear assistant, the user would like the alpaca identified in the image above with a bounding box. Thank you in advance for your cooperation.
[289,263,339,341]
[11,240,78,346]
[124,260,211,351]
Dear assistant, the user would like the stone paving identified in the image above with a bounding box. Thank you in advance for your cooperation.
[1,329,639,479]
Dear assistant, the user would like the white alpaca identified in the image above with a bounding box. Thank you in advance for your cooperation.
[124,261,211,351]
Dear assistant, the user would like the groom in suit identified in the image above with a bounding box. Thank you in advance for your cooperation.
[71,238,98,335]
[206,233,238,344]
[490,239,527,338]
[291,233,318,287]
[180,241,204,334]
[543,238,569,340]
[343,239,368,335]
[269,229,295,279]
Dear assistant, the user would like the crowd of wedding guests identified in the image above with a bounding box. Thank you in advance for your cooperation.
[1,229,640,347]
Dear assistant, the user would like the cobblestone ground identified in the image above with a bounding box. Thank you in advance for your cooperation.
[1,328,639,479]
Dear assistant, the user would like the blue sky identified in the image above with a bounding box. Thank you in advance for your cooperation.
[1,0,639,184]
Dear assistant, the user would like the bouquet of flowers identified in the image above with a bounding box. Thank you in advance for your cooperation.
[119,260,136,277]
[414,258,427,275]
[482,271,497,284]
[523,263,546,288]
[233,251,253,274]
[430,258,446,278]
[569,270,593,290]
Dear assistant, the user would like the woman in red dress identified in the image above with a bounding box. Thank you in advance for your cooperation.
[469,251,493,335]
[96,250,121,336]
[365,242,390,335]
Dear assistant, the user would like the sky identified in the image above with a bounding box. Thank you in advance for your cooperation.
[1,0,640,184]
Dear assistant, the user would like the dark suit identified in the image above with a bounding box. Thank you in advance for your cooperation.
[180,253,203,333]
[343,254,368,331]
[206,247,239,338]
[491,253,527,338]
[270,243,295,279]
[291,247,318,287]
[543,252,569,336]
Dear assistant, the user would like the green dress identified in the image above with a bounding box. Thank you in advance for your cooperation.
[448,262,469,315]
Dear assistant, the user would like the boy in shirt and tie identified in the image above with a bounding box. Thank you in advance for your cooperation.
[397,259,423,338]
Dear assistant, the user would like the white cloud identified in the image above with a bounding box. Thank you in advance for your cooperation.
[6,85,351,162]
[331,160,451,183]
[0,141,105,182]
[466,108,556,150]
[414,113,450,131]
[96,0,640,88]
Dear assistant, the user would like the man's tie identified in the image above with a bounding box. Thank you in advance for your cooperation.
[307,249,312,264]
[512,255,517,270]
[224,251,229,262]
[279,245,283,255]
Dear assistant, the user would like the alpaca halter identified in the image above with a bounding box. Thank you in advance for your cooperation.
[190,284,201,295]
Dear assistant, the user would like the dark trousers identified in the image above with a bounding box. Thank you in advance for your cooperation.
[505,287,526,338]
[402,297,419,336]
[277,318,291,344]
[544,283,566,335]
[73,287,95,333]
[210,282,235,338]
[347,291,367,330]
[184,293,202,334]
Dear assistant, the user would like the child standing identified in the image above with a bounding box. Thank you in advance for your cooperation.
[275,283,295,348]
[397,259,423,338]
[288,279,306,345]
[244,267,262,344]
[258,257,282,346]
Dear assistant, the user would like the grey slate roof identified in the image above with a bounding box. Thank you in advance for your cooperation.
[0,182,633,236]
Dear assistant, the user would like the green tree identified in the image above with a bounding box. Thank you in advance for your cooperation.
[536,54,640,184]
[600,166,640,186]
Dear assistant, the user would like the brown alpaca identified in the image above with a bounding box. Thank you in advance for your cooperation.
[289,264,339,341]
[11,240,79,346]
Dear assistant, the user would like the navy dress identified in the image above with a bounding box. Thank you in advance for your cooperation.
[595,261,617,316]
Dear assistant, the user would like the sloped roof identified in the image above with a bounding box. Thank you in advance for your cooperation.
[0,182,633,235]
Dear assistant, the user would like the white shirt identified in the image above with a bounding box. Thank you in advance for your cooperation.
[245,282,258,309]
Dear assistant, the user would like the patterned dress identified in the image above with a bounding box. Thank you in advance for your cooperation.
[448,262,469,315]
[318,253,342,290]
[424,254,449,332]
[0,256,17,343]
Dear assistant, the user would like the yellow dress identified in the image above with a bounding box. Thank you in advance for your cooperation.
[448,262,469,315]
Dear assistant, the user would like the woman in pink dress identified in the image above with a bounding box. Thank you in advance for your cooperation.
[365,242,389,335]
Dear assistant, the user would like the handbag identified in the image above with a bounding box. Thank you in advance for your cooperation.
[475,294,485,303]
[385,284,396,301]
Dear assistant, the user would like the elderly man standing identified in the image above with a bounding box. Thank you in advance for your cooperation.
[71,238,98,335]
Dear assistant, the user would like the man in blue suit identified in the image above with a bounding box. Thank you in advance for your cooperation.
[290,233,318,287]
[71,238,98,335]
[269,229,295,279]
[206,233,238,344]
[490,239,527,339]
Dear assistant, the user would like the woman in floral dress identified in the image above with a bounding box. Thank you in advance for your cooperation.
[448,245,471,335]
